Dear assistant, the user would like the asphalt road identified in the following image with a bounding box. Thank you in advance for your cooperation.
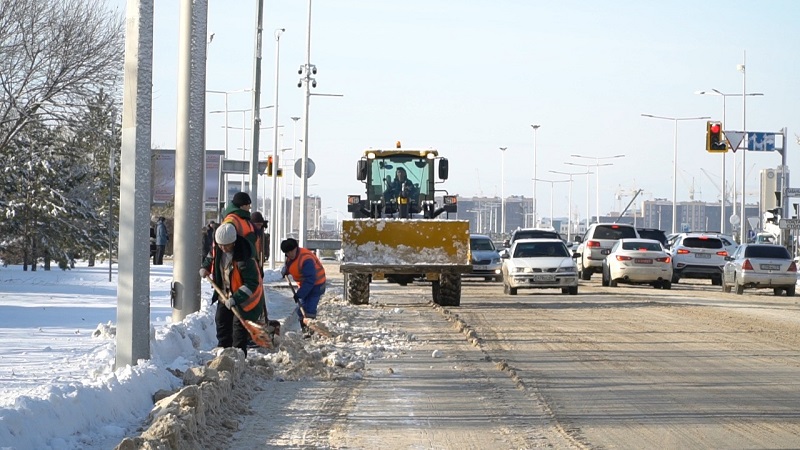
[235,267,800,449]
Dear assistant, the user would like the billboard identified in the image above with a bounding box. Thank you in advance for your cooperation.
[151,149,225,206]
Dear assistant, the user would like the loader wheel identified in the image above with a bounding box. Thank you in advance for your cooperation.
[437,272,461,307]
[347,273,370,305]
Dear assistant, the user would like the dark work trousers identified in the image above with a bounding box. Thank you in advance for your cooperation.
[154,245,166,265]
[215,303,250,355]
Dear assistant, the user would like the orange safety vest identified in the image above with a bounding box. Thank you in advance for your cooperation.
[287,248,326,288]
[211,246,263,313]
[223,214,255,241]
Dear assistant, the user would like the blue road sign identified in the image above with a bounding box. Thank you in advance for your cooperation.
[747,132,776,151]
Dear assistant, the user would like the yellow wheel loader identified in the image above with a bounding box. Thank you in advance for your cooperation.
[340,144,471,306]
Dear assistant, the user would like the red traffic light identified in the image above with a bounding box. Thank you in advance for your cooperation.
[710,123,721,134]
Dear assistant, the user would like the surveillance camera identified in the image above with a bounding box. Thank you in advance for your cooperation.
[297,81,302,88]
[298,68,303,75]
[311,80,317,88]
[312,66,317,75]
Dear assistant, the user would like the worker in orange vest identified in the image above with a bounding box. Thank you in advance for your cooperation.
[280,238,326,336]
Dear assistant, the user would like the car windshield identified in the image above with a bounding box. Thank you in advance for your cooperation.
[621,241,662,251]
[514,230,559,241]
[470,238,496,251]
[593,225,637,240]
[744,246,790,259]
[514,242,569,258]
[682,237,723,249]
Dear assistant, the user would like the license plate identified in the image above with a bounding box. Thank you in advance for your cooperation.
[634,258,652,264]
[695,253,711,259]
[760,264,781,270]
[473,265,487,270]
[532,274,556,282]
[601,249,611,255]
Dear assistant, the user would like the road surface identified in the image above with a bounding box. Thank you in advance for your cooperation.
[232,267,800,449]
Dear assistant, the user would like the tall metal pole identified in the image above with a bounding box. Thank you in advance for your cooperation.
[173,0,207,323]
[499,147,507,234]
[531,125,540,227]
[722,95,727,234]
[249,0,264,205]
[672,119,678,234]
[289,116,300,236]
[268,28,284,269]
[739,52,747,241]
[117,0,154,369]
[298,0,314,248]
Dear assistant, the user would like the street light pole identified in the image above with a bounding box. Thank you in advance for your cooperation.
[268,28,284,268]
[289,116,300,237]
[531,125,540,227]
[738,53,748,241]
[499,147,507,235]
[641,114,709,234]
[695,88,763,234]
[550,170,587,241]
[569,154,624,223]
[534,177,569,230]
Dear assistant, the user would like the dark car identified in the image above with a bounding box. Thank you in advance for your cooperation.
[503,228,562,248]
[637,228,668,247]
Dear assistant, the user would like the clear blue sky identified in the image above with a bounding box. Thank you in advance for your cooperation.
[114,0,800,222]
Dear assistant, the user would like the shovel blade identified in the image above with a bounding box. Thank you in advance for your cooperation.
[242,319,273,348]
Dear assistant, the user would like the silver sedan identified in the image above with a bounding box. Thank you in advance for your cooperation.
[722,244,797,296]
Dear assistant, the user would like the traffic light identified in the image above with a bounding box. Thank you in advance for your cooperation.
[706,121,727,153]
[266,155,273,176]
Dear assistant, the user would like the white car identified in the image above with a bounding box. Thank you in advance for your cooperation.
[601,239,673,289]
[574,223,639,280]
[500,238,579,295]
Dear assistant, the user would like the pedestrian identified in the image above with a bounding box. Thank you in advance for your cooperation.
[154,217,169,265]
[280,238,326,337]
[222,192,257,256]
[202,221,216,259]
[199,222,267,355]
[249,211,269,270]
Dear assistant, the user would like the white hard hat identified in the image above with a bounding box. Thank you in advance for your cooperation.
[215,222,237,245]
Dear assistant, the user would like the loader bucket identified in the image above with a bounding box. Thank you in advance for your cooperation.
[340,219,470,266]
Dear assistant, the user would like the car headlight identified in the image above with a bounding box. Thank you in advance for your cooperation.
[512,267,525,273]
[556,263,576,273]
[491,258,500,264]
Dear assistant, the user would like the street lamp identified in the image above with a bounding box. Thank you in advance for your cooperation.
[549,170,589,241]
[531,125,540,227]
[499,147,507,235]
[289,116,301,238]
[566,159,616,224]
[269,28,285,268]
[695,88,763,234]
[533,177,569,230]
[569,154,624,223]
[641,114,710,234]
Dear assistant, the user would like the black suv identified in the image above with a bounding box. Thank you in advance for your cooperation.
[503,228,562,248]
[636,228,668,247]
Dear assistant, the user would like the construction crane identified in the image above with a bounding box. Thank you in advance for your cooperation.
[679,170,701,201]
[700,168,724,202]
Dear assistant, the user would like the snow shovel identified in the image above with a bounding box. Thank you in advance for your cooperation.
[285,277,333,338]
[203,276,273,349]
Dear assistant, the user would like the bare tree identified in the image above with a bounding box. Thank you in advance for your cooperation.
[0,0,124,153]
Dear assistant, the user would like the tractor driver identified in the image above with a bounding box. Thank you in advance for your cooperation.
[385,167,417,201]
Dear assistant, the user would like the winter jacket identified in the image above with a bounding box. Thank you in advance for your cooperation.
[222,202,257,255]
[155,220,169,245]
[284,248,326,299]
[201,235,265,321]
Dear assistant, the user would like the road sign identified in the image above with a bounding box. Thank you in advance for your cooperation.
[779,218,800,229]
[294,158,316,178]
[785,188,800,197]
[222,159,268,174]
[747,132,776,151]
[724,131,745,153]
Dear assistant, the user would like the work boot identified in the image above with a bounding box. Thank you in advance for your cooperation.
[300,321,314,339]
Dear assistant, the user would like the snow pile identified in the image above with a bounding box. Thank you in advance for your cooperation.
[340,218,470,265]
[114,286,416,449]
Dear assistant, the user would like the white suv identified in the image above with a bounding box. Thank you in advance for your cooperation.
[668,233,728,285]
[574,223,639,280]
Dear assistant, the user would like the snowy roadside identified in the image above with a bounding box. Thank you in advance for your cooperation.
[0,263,417,449]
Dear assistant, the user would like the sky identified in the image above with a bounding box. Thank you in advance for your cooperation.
[0,261,407,449]
[111,0,800,222]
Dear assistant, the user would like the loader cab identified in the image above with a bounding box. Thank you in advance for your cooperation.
[350,148,454,219]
